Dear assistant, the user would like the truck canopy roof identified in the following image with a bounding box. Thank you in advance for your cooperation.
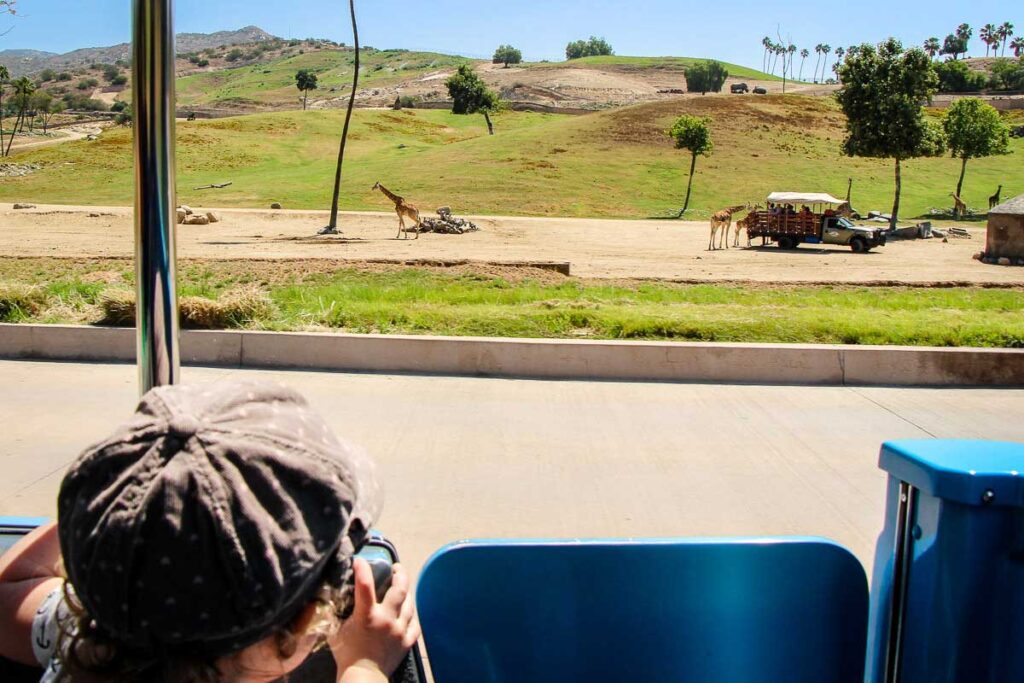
[767,192,846,205]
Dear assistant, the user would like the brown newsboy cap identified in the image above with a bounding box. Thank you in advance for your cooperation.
[57,380,382,657]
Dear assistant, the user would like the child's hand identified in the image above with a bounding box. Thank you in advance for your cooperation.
[332,558,420,682]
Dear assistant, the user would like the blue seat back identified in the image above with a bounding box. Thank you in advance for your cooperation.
[418,538,868,683]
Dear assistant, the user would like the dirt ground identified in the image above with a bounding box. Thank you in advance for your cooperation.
[0,203,1019,285]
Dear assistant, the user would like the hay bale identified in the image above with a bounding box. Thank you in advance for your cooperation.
[179,204,194,215]
[185,214,210,225]
[206,212,222,223]
[176,208,187,224]
[0,283,46,321]
[98,289,136,326]
[271,202,283,210]
[217,286,275,327]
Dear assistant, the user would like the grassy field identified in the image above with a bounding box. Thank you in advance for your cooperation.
[1,258,1022,347]
[537,55,786,82]
[176,48,470,109]
[1,95,1021,219]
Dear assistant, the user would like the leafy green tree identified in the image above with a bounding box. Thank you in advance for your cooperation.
[446,64,499,135]
[836,39,944,229]
[565,36,613,60]
[684,60,729,95]
[295,69,318,110]
[492,45,523,67]
[668,115,713,216]
[32,92,60,133]
[943,98,1010,199]
[934,59,988,92]
[325,0,360,234]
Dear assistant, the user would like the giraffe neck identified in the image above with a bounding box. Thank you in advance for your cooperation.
[377,185,401,204]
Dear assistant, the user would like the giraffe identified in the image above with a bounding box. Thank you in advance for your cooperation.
[950,192,967,220]
[733,212,756,248]
[989,185,1003,210]
[708,205,747,251]
[373,182,421,239]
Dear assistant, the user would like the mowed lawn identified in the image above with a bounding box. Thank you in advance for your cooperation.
[1,95,1021,218]
[2,258,1022,348]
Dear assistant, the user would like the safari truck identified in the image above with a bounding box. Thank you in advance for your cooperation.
[746,192,887,253]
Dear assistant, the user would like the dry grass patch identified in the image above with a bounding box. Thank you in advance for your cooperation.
[98,286,275,329]
[0,283,47,321]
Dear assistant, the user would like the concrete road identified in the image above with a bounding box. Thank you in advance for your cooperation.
[2,359,1023,577]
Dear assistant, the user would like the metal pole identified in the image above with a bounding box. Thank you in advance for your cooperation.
[132,0,180,395]
[883,481,918,683]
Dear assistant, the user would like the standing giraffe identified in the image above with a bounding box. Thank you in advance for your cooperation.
[733,211,758,248]
[708,205,747,251]
[950,192,967,220]
[989,185,1003,210]
[373,182,421,239]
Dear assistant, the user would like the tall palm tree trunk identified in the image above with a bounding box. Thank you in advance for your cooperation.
[326,0,360,232]
[5,107,24,157]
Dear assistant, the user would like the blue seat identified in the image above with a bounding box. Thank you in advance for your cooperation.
[417,538,868,683]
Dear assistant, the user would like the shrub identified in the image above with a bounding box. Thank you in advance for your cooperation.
[111,74,128,86]
[110,100,127,112]
[989,58,1024,91]
[197,58,210,67]
[102,65,121,82]
[56,72,73,82]
[38,69,57,83]
[225,48,244,62]
[935,60,988,92]
[76,78,99,91]
[62,92,109,111]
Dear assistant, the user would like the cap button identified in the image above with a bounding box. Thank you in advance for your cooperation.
[168,415,202,439]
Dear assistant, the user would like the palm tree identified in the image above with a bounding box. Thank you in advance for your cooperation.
[1000,22,1015,57]
[799,48,809,81]
[980,24,994,57]
[813,44,824,83]
[833,47,845,79]
[1012,36,1024,58]
[956,23,973,58]
[787,45,797,79]
[0,65,9,158]
[323,0,359,234]
[819,45,832,83]
[762,37,772,72]
[923,37,941,59]
[5,76,34,156]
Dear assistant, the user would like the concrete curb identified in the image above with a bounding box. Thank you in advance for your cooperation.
[0,324,1022,387]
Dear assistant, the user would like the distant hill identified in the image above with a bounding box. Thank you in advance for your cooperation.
[0,26,278,77]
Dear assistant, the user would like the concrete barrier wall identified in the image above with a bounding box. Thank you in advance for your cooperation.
[1,324,1022,387]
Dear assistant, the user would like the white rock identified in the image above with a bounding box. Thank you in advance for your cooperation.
[179,204,194,215]
[185,214,210,225]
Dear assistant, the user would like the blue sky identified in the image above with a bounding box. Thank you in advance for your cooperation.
[1,1,1019,69]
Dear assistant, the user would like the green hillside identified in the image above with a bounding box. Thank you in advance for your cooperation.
[1,96,1019,219]
[176,48,470,108]
[541,55,785,82]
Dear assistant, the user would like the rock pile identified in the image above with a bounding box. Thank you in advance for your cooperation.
[0,163,41,178]
[177,205,221,225]
[417,207,479,235]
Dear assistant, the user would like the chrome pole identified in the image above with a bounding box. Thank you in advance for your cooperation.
[883,482,918,683]
[132,0,179,394]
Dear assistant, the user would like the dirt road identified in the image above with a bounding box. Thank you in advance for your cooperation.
[0,203,1018,285]
[4,123,107,154]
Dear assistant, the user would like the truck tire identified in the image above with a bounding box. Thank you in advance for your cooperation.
[778,236,798,250]
[850,237,867,253]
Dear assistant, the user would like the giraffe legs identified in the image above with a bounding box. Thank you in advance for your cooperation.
[396,210,406,240]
